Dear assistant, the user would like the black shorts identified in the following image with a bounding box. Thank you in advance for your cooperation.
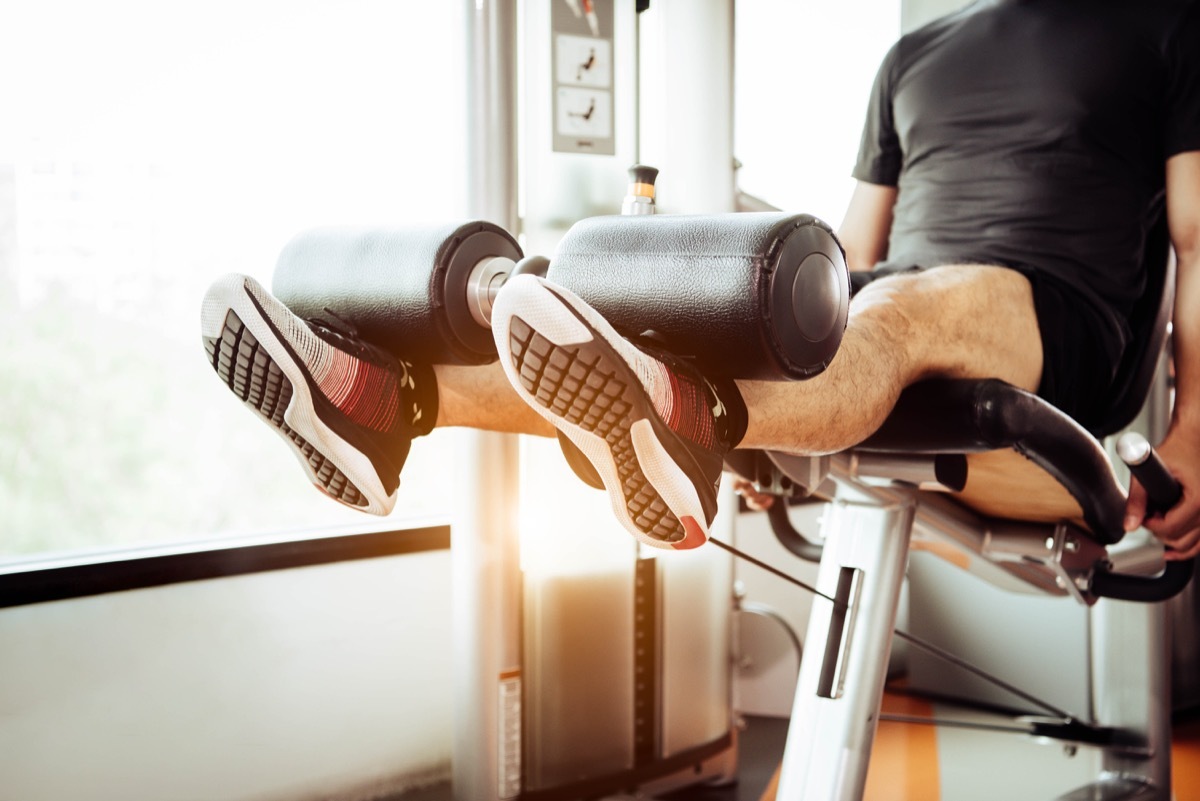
[850,265,1120,431]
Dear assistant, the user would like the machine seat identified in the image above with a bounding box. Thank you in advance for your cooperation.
[825,375,1195,601]
[851,210,1176,541]
[955,449,1084,527]
[858,377,1123,541]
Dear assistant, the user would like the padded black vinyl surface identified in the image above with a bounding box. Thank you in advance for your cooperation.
[273,221,521,366]
[861,378,1127,543]
[547,212,850,381]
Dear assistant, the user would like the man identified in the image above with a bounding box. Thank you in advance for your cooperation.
[201,0,1200,559]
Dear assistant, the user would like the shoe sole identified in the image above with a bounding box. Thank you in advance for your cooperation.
[200,274,396,515]
[492,275,709,550]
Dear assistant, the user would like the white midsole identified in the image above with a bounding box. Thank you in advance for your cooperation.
[491,275,708,549]
[201,273,394,516]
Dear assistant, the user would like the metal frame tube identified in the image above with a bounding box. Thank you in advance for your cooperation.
[638,0,736,213]
[793,472,1174,801]
[456,2,522,799]
[467,0,519,231]
[776,488,916,800]
[1087,599,1172,800]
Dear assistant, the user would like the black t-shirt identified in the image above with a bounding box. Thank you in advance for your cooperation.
[854,0,1200,365]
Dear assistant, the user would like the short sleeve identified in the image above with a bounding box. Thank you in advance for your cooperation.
[1165,2,1200,157]
[852,43,903,185]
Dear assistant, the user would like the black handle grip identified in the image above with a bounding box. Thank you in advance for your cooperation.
[1117,432,1183,514]
[1091,559,1194,602]
[766,501,824,563]
[1091,433,1194,602]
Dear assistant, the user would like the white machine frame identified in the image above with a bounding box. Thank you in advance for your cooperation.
[459,2,1182,799]
[777,461,1173,800]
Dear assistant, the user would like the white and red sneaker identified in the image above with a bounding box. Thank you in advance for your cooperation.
[200,274,432,515]
[492,275,742,550]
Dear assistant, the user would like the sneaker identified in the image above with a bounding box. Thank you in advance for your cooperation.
[491,275,742,550]
[200,274,432,515]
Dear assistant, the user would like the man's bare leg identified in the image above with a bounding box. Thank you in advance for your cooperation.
[438,264,1042,449]
[486,266,1044,547]
[736,264,1044,454]
[434,362,555,436]
[202,265,1042,523]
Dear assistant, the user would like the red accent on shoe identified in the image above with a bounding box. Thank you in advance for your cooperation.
[655,367,716,451]
[673,516,709,550]
[318,353,401,434]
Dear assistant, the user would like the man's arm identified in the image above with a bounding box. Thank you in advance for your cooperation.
[838,180,898,272]
[1125,150,1200,560]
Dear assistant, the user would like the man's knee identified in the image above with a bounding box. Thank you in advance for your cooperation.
[849,264,1043,390]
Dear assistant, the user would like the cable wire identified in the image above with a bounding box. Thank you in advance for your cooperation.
[710,536,1080,725]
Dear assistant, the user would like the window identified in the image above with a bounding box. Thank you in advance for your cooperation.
[1,1,465,557]
[734,0,900,224]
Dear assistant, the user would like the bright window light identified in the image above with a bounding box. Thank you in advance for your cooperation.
[0,1,466,557]
[734,0,901,226]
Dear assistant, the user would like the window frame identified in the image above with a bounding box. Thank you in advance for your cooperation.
[0,519,450,608]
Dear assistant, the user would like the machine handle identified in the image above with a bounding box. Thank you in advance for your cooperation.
[1116,432,1183,513]
[766,501,824,563]
[1091,557,1194,602]
[1091,433,1194,602]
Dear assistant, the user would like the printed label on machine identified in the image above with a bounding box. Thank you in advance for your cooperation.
[498,670,522,799]
[551,0,616,155]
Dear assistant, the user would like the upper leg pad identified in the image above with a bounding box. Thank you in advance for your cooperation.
[546,212,849,380]
[272,221,521,366]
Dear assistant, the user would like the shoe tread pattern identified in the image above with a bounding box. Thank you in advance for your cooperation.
[508,316,684,544]
[204,310,367,508]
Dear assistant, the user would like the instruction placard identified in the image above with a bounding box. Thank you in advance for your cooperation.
[551,0,615,155]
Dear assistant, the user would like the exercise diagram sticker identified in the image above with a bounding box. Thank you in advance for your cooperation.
[552,0,615,154]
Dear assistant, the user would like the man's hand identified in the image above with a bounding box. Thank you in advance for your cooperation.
[1135,152,1200,560]
[732,476,777,512]
[1124,423,1200,560]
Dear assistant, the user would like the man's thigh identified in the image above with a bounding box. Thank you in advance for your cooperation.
[851,263,1116,428]
[851,262,1043,390]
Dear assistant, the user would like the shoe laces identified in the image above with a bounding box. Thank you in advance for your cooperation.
[307,308,395,368]
[629,329,703,384]
[631,329,731,460]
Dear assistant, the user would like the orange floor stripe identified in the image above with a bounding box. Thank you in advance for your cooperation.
[759,701,1199,801]
[754,693,939,801]
[1175,717,1200,801]
[863,693,941,801]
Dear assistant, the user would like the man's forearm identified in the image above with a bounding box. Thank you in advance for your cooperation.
[1169,248,1200,434]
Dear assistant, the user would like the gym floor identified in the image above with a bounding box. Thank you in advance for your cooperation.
[396,697,1200,801]
[682,693,1200,801]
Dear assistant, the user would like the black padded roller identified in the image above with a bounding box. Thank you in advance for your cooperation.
[545,212,850,380]
[272,221,522,365]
